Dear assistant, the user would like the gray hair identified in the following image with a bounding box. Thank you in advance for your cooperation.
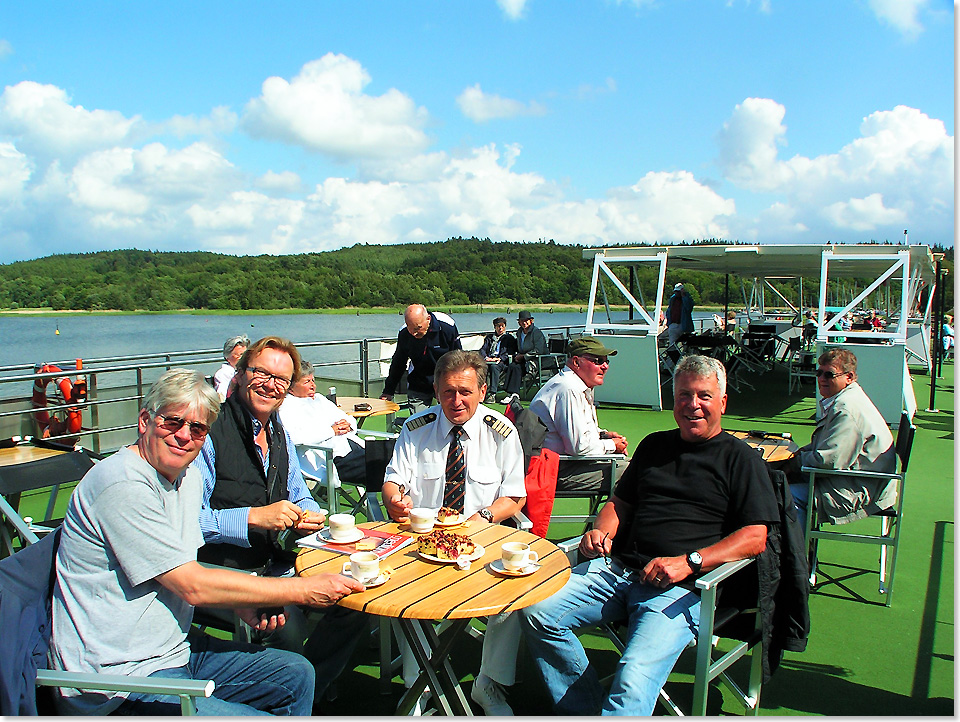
[141,368,220,425]
[222,334,250,360]
[673,355,726,397]
[434,350,488,389]
[299,360,315,377]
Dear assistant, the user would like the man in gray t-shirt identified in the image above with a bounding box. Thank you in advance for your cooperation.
[49,369,364,716]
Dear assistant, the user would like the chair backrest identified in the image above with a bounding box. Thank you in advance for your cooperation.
[548,336,568,354]
[787,336,801,353]
[895,412,916,474]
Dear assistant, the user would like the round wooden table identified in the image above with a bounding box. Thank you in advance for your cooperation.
[335,396,400,428]
[730,430,799,463]
[296,520,571,714]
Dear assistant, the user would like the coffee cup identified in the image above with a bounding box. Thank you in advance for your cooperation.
[501,541,539,571]
[328,513,356,541]
[342,551,379,583]
[409,507,437,533]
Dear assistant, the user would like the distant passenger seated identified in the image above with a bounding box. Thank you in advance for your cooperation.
[504,310,549,394]
[213,334,249,401]
[480,316,517,402]
[279,361,366,488]
[782,348,896,524]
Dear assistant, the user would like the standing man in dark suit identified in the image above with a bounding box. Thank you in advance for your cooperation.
[505,310,549,394]
[381,303,461,414]
[480,316,517,402]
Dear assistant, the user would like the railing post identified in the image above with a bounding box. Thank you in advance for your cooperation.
[89,372,100,455]
[360,340,369,397]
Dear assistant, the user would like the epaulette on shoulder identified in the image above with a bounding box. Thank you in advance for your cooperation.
[484,414,513,438]
[404,412,437,431]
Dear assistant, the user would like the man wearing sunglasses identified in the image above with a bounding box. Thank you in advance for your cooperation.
[49,369,362,715]
[192,336,367,702]
[529,336,629,493]
[783,348,895,522]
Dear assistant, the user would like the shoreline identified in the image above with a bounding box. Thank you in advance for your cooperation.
[0,303,735,318]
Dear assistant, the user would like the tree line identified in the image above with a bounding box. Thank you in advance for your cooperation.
[0,238,952,313]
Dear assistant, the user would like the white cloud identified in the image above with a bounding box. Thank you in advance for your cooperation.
[257,170,303,193]
[0,141,31,201]
[497,0,528,20]
[717,99,953,240]
[158,106,239,137]
[868,0,928,39]
[241,53,431,160]
[457,84,547,123]
[0,81,139,159]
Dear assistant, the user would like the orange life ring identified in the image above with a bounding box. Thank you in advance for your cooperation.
[32,362,86,441]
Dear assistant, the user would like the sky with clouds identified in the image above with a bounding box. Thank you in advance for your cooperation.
[0,0,953,263]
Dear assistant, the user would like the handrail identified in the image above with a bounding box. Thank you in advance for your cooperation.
[0,325,582,456]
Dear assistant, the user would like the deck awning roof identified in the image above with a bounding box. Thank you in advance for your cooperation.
[582,243,938,282]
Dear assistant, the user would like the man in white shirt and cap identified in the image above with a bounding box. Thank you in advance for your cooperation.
[382,350,526,715]
[529,336,628,493]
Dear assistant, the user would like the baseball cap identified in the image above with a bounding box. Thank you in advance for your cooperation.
[673,283,684,291]
[568,336,618,358]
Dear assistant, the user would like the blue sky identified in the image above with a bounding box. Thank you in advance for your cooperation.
[0,0,953,263]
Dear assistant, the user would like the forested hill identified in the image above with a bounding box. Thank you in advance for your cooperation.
[0,238,953,312]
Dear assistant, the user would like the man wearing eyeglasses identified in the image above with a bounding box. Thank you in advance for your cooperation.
[192,336,367,701]
[782,348,895,522]
[49,369,362,715]
[529,336,629,493]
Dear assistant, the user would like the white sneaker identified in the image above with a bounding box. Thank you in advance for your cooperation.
[470,674,514,716]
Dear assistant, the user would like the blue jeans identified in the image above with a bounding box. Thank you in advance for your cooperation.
[519,557,701,716]
[114,631,314,716]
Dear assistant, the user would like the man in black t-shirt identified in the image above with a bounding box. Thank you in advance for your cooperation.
[519,355,779,716]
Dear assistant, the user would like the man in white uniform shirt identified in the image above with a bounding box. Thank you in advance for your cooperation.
[383,350,526,715]
[529,336,628,493]
[279,360,366,487]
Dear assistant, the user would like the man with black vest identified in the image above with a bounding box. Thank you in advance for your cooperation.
[193,335,366,700]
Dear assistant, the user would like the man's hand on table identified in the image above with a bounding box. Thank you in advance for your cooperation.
[303,573,366,607]
[385,491,413,524]
[293,509,326,536]
[580,528,612,559]
[380,393,394,402]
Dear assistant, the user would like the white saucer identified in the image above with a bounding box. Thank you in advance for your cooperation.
[343,570,389,588]
[489,559,540,577]
[435,516,464,527]
[319,527,365,544]
[418,544,485,564]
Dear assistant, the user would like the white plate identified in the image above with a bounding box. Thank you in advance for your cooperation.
[318,527,365,544]
[417,544,485,564]
[489,559,540,577]
[435,515,464,527]
[342,570,390,588]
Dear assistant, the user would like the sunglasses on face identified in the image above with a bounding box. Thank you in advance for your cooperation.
[815,369,848,379]
[579,354,609,366]
[155,413,210,439]
[246,366,292,390]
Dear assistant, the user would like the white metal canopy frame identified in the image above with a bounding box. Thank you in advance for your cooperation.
[580,243,940,419]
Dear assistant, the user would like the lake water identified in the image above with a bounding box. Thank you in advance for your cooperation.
[0,308,724,371]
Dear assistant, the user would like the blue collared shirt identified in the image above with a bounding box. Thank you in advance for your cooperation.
[194,412,319,547]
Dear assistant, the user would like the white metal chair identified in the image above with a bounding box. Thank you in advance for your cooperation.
[802,412,915,606]
[784,337,817,394]
[557,535,764,716]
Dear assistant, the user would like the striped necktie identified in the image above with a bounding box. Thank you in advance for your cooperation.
[443,425,466,512]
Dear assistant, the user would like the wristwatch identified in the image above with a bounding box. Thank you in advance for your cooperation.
[686,550,703,574]
[478,508,494,523]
